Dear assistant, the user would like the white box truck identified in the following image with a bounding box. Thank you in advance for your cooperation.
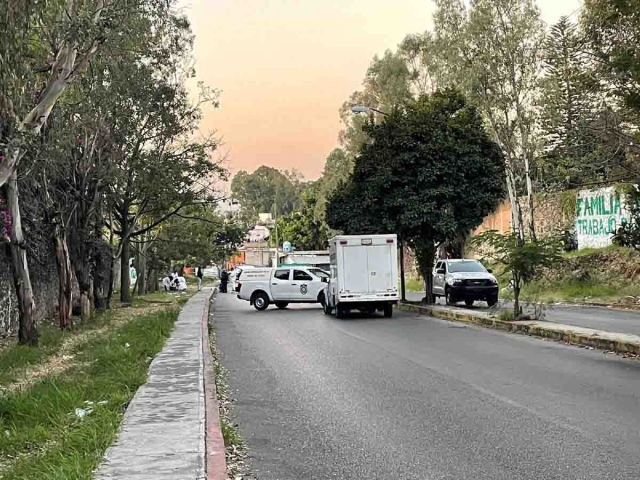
[323,234,399,318]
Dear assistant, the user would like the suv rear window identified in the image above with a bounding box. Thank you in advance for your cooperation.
[274,269,290,280]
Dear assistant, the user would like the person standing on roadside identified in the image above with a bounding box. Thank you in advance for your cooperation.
[197,266,204,291]
[219,269,229,293]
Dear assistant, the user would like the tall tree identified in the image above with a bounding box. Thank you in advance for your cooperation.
[537,16,605,190]
[0,0,181,344]
[582,0,640,116]
[327,91,506,303]
[338,51,413,157]
[313,148,353,221]
[277,188,329,251]
[231,166,304,221]
[434,0,545,243]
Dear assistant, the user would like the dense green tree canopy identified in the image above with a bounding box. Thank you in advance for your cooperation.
[327,90,506,301]
[231,166,304,221]
[276,188,329,251]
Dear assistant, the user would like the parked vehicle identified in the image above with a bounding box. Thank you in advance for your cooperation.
[231,265,257,292]
[432,259,498,307]
[324,234,399,318]
[237,266,330,311]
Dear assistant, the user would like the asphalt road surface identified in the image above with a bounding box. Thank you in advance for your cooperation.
[214,294,640,480]
[406,291,640,336]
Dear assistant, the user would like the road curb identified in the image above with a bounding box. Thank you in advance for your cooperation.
[397,302,640,355]
[202,289,227,480]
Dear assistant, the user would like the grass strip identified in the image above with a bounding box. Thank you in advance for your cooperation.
[0,308,178,480]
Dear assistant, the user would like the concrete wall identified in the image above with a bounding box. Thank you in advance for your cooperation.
[474,186,629,250]
[575,186,629,249]
[0,251,60,336]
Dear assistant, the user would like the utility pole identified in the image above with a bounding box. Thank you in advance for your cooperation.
[273,180,279,268]
[399,237,406,302]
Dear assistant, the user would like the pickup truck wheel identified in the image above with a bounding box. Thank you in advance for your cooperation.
[464,299,474,307]
[253,293,269,311]
[486,295,498,307]
[445,288,456,306]
[383,304,393,318]
[275,302,289,309]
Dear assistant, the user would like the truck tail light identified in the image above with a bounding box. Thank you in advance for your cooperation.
[340,240,348,245]
[236,283,241,292]
[387,239,394,243]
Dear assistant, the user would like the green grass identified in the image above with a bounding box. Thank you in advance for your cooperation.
[0,310,119,388]
[498,309,515,321]
[0,329,66,386]
[0,289,189,389]
[0,309,179,479]
[562,244,620,258]
[404,277,425,292]
[220,418,243,447]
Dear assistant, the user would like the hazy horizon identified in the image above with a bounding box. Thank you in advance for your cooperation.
[184,0,582,182]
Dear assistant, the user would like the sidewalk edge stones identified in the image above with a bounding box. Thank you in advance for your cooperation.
[397,302,640,355]
[202,290,227,480]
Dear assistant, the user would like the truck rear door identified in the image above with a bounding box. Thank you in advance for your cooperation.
[341,245,369,293]
[367,244,393,292]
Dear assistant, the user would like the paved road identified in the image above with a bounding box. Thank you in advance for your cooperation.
[214,294,640,480]
[406,291,640,336]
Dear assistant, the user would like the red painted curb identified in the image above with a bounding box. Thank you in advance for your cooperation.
[202,291,227,480]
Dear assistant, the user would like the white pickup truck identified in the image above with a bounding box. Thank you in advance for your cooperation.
[237,266,330,311]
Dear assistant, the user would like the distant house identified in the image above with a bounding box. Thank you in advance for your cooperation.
[246,225,270,243]
[217,197,241,217]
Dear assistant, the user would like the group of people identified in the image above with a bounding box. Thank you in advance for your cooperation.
[161,266,228,293]
[162,270,188,292]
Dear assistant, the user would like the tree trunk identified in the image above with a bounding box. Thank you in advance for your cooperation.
[93,246,108,312]
[505,167,525,243]
[513,273,521,319]
[53,227,73,329]
[80,291,91,322]
[120,236,131,303]
[415,240,436,305]
[95,284,106,311]
[106,254,115,309]
[137,245,146,296]
[150,267,158,292]
[5,171,38,345]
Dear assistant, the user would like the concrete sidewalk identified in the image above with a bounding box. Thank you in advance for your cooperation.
[405,290,640,337]
[398,302,640,355]
[96,288,224,480]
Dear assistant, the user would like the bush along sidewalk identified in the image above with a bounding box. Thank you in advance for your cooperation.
[207,305,256,480]
[0,308,179,480]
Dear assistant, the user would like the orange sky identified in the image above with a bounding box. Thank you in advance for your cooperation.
[183,0,581,181]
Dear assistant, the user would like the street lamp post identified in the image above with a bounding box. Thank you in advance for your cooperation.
[350,104,406,303]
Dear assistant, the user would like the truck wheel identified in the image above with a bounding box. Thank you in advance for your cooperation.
[253,292,270,311]
[383,304,393,318]
[464,299,474,307]
[323,301,333,316]
[275,302,289,309]
[445,288,456,306]
[487,295,498,307]
[335,305,348,319]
